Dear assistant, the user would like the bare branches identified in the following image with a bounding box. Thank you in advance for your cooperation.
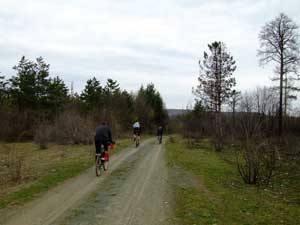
[258,13,300,135]
[258,13,300,71]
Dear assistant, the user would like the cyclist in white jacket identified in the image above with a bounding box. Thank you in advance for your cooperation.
[133,121,141,141]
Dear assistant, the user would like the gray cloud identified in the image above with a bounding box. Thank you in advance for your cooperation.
[0,0,299,108]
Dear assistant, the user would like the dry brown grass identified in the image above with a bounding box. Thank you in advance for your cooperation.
[0,142,93,197]
[0,138,133,210]
[169,136,176,143]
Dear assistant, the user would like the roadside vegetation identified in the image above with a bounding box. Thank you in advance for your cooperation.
[0,139,132,209]
[166,136,300,225]
[0,11,299,225]
[167,13,300,192]
[0,56,168,145]
[0,53,167,211]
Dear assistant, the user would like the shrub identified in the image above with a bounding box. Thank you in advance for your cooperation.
[52,111,94,145]
[34,124,52,149]
[236,139,279,185]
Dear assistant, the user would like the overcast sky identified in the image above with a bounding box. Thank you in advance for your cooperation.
[0,0,300,109]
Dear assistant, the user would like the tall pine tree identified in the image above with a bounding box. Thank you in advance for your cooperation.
[195,41,236,151]
[195,41,236,112]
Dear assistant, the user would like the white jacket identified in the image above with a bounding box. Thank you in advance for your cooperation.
[133,122,140,129]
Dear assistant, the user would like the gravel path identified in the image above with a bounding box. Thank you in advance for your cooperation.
[2,139,173,225]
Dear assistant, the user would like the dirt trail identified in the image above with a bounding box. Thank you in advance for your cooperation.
[2,139,172,225]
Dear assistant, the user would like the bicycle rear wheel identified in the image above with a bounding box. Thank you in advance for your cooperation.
[95,156,102,176]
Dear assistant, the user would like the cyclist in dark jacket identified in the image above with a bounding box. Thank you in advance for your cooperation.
[95,122,113,159]
[157,126,163,143]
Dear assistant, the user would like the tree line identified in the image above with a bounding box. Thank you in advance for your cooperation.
[0,56,168,145]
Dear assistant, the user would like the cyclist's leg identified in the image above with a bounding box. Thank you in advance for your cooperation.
[95,140,101,161]
[101,141,110,155]
[138,129,141,141]
[136,135,140,147]
[133,128,137,141]
[103,143,109,160]
[104,143,109,153]
[137,130,140,143]
[100,142,106,159]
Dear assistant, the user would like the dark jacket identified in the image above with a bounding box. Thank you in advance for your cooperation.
[157,127,163,136]
[95,124,112,143]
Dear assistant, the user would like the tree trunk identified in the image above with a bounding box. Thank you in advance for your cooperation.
[214,111,223,151]
[279,54,283,136]
[284,74,288,116]
[232,101,236,128]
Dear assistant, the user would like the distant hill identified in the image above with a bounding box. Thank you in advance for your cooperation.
[167,109,189,117]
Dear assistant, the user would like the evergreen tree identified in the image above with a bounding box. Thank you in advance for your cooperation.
[10,56,39,110]
[0,75,9,106]
[35,57,50,108]
[10,56,67,118]
[136,83,167,128]
[195,41,236,151]
[193,100,207,117]
[195,41,236,113]
[80,77,103,109]
[47,76,69,116]
[104,78,120,96]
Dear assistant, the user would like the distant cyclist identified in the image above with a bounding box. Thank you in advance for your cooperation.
[132,120,141,144]
[157,125,163,144]
[95,122,113,160]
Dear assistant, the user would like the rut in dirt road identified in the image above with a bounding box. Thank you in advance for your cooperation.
[2,139,173,225]
[52,140,173,225]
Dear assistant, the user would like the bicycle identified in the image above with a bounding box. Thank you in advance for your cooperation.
[133,134,140,147]
[95,144,113,176]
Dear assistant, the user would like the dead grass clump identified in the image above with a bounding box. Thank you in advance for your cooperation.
[1,144,24,184]
[169,136,176,143]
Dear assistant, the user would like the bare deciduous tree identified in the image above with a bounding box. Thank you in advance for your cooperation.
[258,13,300,136]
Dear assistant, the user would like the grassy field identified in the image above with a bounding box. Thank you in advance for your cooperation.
[166,136,300,225]
[0,138,132,209]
